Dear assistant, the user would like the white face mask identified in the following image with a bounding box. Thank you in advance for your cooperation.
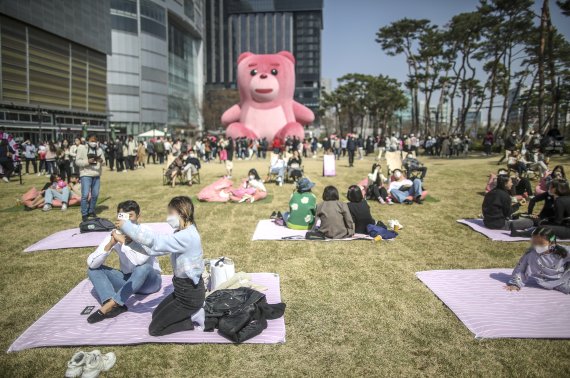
[533,244,549,254]
[88,142,97,148]
[249,175,256,180]
[166,214,180,230]
[394,171,402,179]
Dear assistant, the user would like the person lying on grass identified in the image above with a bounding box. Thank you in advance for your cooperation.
[116,196,205,336]
[271,177,317,230]
[505,226,570,294]
[387,169,423,205]
[86,200,162,323]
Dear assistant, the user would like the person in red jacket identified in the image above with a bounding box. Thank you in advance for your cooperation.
[272,137,282,154]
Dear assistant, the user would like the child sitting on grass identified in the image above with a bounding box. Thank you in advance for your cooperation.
[506,226,570,294]
[314,185,354,239]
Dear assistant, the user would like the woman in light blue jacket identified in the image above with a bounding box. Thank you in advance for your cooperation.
[117,196,205,336]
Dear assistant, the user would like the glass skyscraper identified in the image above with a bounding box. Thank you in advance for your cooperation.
[0,0,111,142]
[205,0,323,113]
[108,0,204,137]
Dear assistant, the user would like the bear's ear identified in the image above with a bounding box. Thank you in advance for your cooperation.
[237,52,254,65]
[277,50,295,64]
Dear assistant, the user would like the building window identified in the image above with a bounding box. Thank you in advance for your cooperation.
[111,0,137,15]
[141,18,166,40]
[140,0,166,24]
[111,15,138,34]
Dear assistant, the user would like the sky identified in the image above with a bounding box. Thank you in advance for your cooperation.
[322,0,570,89]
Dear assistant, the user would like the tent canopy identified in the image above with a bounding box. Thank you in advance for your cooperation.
[138,129,165,138]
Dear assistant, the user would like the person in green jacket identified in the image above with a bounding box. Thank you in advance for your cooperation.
[271,178,317,230]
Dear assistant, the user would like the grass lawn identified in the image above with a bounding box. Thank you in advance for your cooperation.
[0,153,569,377]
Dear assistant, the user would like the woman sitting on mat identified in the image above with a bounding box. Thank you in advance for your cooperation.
[366,164,391,204]
[314,185,355,239]
[514,179,570,238]
[482,174,534,231]
[271,178,317,230]
[230,169,267,203]
[506,226,570,294]
[347,185,377,234]
[117,196,205,336]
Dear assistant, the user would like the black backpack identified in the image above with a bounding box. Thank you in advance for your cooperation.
[79,217,115,233]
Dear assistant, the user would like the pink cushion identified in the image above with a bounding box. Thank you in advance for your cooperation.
[198,178,233,202]
[391,190,429,203]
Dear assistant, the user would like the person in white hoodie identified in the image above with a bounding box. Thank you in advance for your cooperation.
[75,136,104,221]
[86,200,162,323]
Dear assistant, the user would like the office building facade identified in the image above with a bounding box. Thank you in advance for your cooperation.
[0,0,111,142]
[205,0,323,114]
[108,0,204,137]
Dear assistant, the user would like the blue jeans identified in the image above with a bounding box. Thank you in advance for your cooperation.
[44,187,70,205]
[271,167,285,180]
[88,264,162,306]
[81,175,100,216]
[391,179,423,203]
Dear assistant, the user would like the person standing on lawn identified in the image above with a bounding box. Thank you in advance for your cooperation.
[76,136,103,221]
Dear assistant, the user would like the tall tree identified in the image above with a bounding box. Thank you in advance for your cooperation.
[376,18,431,133]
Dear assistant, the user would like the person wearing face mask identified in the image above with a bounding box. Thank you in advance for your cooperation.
[231,168,267,203]
[388,169,424,204]
[75,136,104,221]
[116,196,205,336]
[86,200,162,323]
[182,150,201,186]
[506,227,570,294]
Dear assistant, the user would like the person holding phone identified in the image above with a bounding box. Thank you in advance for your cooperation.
[116,196,205,336]
[76,135,104,221]
[86,200,162,323]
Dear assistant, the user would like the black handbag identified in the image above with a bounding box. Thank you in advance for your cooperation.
[79,218,115,233]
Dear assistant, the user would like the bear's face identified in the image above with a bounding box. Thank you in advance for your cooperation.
[237,51,296,104]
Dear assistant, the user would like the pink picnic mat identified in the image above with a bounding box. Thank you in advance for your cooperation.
[416,269,570,339]
[251,219,373,241]
[24,223,173,252]
[457,219,570,242]
[8,273,285,352]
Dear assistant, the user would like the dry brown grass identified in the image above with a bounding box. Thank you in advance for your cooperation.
[0,153,569,377]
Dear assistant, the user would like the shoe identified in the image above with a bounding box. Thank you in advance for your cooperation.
[2,177,8,183]
[82,215,88,222]
[87,305,128,324]
[88,213,97,218]
[65,351,89,378]
[403,199,413,205]
[238,196,247,203]
[42,204,52,212]
[81,351,116,378]
[191,308,205,328]
[270,211,278,219]
[62,203,68,211]
[276,211,283,220]
[378,197,385,204]
[414,196,423,205]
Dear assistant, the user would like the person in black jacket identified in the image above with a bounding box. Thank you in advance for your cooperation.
[498,131,518,164]
[347,185,377,234]
[538,180,570,239]
[346,135,356,167]
[482,175,533,230]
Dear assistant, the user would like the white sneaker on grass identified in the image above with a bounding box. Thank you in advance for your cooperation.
[2,177,8,183]
[65,351,89,378]
[81,350,116,378]
[61,203,68,211]
[42,204,52,212]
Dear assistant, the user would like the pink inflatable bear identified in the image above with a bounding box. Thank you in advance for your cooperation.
[221,51,315,142]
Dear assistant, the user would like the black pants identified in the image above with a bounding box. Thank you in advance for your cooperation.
[515,178,533,196]
[108,156,115,171]
[149,277,205,337]
[413,167,428,180]
[117,158,125,172]
[25,158,37,174]
[348,150,355,166]
[147,153,156,164]
[129,156,136,170]
[484,144,492,155]
[157,153,165,164]
[367,184,388,201]
[58,160,71,181]
[0,158,14,179]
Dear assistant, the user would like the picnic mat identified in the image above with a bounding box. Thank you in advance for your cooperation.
[416,269,570,339]
[457,219,570,242]
[8,273,285,352]
[24,223,173,252]
[251,219,373,241]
